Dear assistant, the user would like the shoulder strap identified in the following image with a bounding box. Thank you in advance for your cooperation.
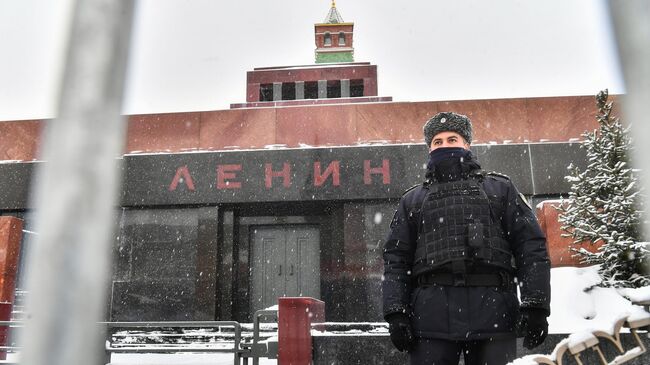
[401,183,421,196]
[469,169,486,182]
[485,171,510,180]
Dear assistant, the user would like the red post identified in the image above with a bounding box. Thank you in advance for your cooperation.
[278,297,325,365]
[0,216,23,360]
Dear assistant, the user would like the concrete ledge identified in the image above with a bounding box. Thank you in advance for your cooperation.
[312,332,650,365]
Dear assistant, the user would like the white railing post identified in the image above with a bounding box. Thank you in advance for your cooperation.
[607,1,650,241]
[18,0,135,364]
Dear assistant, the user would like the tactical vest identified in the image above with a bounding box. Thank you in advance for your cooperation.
[413,176,513,277]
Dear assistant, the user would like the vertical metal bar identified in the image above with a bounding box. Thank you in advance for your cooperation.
[234,322,242,365]
[607,1,650,240]
[591,346,609,365]
[18,0,135,365]
[630,328,647,353]
[572,352,584,365]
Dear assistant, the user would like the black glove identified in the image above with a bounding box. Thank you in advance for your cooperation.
[517,308,549,350]
[386,313,415,352]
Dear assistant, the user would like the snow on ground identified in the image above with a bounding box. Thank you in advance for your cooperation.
[109,353,277,365]
[508,266,650,364]
[618,286,650,304]
[548,265,647,334]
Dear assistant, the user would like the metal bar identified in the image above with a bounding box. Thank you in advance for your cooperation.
[251,309,278,365]
[592,346,609,365]
[17,1,135,365]
[104,320,246,365]
[106,347,247,353]
[607,1,650,240]
[631,328,647,353]
[105,321,242,328]
[0,322,23,327]
[0,346,21,351]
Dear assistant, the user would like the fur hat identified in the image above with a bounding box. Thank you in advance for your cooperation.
[423,112,473,147]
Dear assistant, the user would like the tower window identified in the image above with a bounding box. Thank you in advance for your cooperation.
[281,82,296,100]
[327,80,341,98]
[350,79,364,97]
[259,84,273,102]
[324,32,331,46]
[304,81,318,99]
[338,32,345,46]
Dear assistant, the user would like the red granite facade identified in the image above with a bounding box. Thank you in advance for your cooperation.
[0,95,599,161]
[0,120,42,161]
[536,200,602,267]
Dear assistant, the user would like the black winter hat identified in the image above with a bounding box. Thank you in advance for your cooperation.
[423,112,473,147]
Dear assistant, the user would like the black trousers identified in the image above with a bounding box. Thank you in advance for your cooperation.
[409,337,517,365]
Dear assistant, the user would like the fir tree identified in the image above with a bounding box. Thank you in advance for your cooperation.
[558,89,650,288]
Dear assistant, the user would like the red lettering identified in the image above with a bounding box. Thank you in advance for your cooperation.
[314,161,341,186]
[265,162,291,188]
[217,164,242,189]
[364,159,391,185]
[168,165,195,191]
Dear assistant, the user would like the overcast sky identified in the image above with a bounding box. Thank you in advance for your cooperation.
[0,0,624,121]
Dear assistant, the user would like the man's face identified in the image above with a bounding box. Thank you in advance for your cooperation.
[429,131,470,152]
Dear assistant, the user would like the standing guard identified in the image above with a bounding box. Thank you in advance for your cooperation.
[382,112,551,365]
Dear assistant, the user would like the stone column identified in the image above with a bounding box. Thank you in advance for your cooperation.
[295,81,305,100]
[273,82,282,101]
[341,79,350,98]
[318,80,327,99]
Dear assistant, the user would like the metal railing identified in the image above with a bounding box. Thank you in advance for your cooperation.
[0,320,23,364]
[0,308,279,365]
[247,309,279,365]
[105,321,245,365]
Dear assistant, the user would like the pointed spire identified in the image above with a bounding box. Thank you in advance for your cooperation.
[324,1,344,23]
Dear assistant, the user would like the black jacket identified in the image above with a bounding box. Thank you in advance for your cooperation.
[382,164,551,340]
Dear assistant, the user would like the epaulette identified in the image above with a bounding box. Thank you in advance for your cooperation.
[485,171,511,180]
[402,184,421,196]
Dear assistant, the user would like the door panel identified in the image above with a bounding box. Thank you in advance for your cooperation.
[285,229,299,297]
[263,234,284,310]
[251,225,320,313]
[294,228,320,298]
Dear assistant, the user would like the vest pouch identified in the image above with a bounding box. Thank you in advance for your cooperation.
[467,221,484,248]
